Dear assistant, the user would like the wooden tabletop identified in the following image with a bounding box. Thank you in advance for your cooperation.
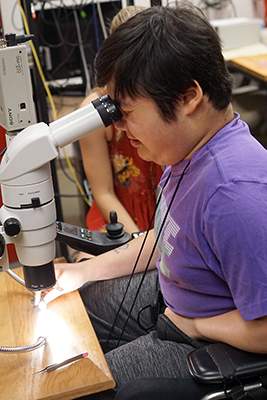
[0,268,115,400]
[231,54,267,82]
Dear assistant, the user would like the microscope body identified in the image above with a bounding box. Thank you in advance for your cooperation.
[0,34,126,291]
[0,122,58,290]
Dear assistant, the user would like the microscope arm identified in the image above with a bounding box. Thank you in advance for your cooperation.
[0,96,118,181]
[0,95,123,291]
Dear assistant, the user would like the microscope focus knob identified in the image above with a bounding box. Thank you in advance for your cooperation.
[4,218,21,237]
[106,211,124,239]
[0,234,5,257]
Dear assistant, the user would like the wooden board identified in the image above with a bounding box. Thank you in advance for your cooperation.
[0,268,115,400]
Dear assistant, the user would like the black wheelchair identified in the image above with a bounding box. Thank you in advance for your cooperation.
[115,343,267,400]
[186,342,267,399]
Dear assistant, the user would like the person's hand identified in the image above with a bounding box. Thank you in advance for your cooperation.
[40,261,89,304]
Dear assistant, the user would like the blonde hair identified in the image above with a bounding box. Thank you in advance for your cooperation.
[110,6,146,34]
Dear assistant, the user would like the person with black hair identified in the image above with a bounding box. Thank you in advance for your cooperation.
[42,5,267,399]
[79,6,162,237]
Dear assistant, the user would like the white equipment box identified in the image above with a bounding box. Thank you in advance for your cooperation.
[0,44,36,131]
[211,18,264,51]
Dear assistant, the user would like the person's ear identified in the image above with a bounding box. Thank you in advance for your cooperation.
[183,81,203,115]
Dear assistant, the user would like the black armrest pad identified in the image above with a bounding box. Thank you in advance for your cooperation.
[186,343,267,384]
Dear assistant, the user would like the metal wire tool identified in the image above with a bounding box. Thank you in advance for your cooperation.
[34,352,88,375]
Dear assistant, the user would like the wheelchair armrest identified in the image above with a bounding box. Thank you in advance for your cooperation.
[186,342,267,384]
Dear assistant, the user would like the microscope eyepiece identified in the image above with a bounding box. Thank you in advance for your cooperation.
[92,95,122,127]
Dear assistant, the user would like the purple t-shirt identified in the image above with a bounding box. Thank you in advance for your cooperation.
[155,113,267,322]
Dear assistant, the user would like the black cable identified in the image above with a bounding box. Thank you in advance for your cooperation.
[115,160,191,347]
[37,5,71,48]
[55,1,94,47]
[0,147,7,158]
[107,160,191,349]
[37,2,66,48]
[46,46,77,79]
[51,7,72,46]
[105,171,172,348]
[36,1,95,83]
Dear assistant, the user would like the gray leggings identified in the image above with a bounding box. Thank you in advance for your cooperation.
[78,269,194,399]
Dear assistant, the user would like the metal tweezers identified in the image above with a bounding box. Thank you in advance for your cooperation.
[34,352,88,375]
